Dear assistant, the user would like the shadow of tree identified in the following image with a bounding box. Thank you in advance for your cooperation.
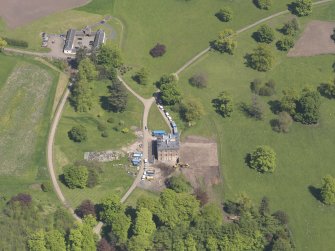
[308,185,322,202]
[268,100,281,114]
[99,96,110,111]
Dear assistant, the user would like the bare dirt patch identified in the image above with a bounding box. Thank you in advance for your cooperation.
[0,0,90,28]
[288,20,335,57]
[179,136,220,199]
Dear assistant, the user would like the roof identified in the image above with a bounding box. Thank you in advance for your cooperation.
[93,29,105,49]
[157,134,180,151]
[64,29,76,51]
[153,130,166,134]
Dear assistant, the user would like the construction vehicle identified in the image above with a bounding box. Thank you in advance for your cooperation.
[173,163,190,169]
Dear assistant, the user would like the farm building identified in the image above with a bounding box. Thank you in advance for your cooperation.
[155,133,180,163]
[63,28,106,55]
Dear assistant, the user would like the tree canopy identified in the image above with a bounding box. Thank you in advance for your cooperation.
[248,145,277,173]
[247,45,275,72]
[212,91,233,117]
[291,0,312,16]
[97,41,123,68]
[211,29,237,54]
[254,24,275,43]
[78,58,98,82]
[63,165,89,189]
[254,0,273,10]
[215,7,233,22]
[106,79,128,112]
[320,175,335,205]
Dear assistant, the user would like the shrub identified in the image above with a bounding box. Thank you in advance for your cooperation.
[189,73,207,88]
[121,128,129,133]
[76,200,96,218]
[276,37,295,51]
[150,43,166,57]
[281,18,300,36]
[41,182,52,192]
[291,0,312,17]
[9,193,32,207]
[133,67,149,85]
[166,175,192,193]
[101,131,109,138]
[68,125,87,142]
[211,29,237,54]
[248,145,276,173]
[3,37,28,48]
[254,0,272,10]
[247,45,275,72]
[272,111,293,133]
[63,165,88,189]
[215,7,233,22]
[107,117,114,123]
[254,24,275,43]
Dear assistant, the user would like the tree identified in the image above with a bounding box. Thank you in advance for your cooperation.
[215,7,233,22]
[254,0,272,10]
[0,37,7,51]
[63,165,88,189]
[78,58,98,82]
[70,81,94,112]
[272,111,293,133]
[68,125,87,142]
[189,73,207,88]
[276,37,295,51]
[110,212,131,245]
[320,175,335,205]
[99,194,124,224]
[254,24,275,43]
[180,99,204,125]
[97,238,115,251]
[150,43,166,57]
[291,0,312,16]
[212,91,233,117]
[133,67,149,85]
[259,196,270,215]
[156,74,177,88]
[272,238,292,251]
[68,228,83,251]
[45,230,66,251]
[106,79,128,112]
[247,45,275,72]
[97,41,123,68]
[318,81,335,99]
[281,18,300,36]
[280,89,299,115]
[76,200,96,218]
[160,82,181,105]
[75,47,88,67]
[294,88,321,124]
[211,29,237,54]
[248,145,276,173]
[27,231,47,251]
[243,95,264,120]
[166,175,191,193]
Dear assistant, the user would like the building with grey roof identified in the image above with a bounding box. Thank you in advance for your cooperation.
[93,29,106,49]
[156,134,180,163]
[63,29,76,54]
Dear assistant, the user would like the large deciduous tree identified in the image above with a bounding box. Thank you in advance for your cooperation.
[247,45,275,72]
[254,0,273,10]
[180,99,204,125]
[70,81,94,112]
[254,24,275,43]
[292,0,312,16]
[320,175,335,205]
[97,41,123,68]
[212,91,233,117]
[78,58,98,82]
[63,165,88,189]
[211,29,237,54]
[248,145,276,173]
[160,82,181,105]
[215,7,233,22]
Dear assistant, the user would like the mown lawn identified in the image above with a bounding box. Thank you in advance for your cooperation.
[54,79,143,206]
[175,2,335,250]
[124,188,159,207]
[147,103,170,132]
[0,54,60,207]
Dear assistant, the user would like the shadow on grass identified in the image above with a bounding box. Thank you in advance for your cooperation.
[268,100,281,114]
[308,185,322,202]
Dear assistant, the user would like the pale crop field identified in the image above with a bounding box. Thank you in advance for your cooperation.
[0,63,54,175]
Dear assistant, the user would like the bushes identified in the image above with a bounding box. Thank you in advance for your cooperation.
[281,18,300,36]
[291,0,312,17]
[215,7,233,22]
[76,200,96,218]
[68,125,87,142]
[41,182,52,192]
[247,45,275,72]
[271,111,293,133]
[251,79,276,96]
[253,24,275,44]
[254,0,272,10]
[3,37,28,48]
[211,29,237,54]
[188,73,207,88]
[248,145,276,173]
[276,37,295,51]
[150,43,166,57]
[63,165,88,189]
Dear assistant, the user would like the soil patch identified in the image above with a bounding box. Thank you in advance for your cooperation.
[179,136,220,199]
[0,0,90,28]
[288,20,335,57]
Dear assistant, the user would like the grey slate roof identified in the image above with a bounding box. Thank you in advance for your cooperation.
[157,134,180,151]
[93,29,105,49]
[64,29,76,51]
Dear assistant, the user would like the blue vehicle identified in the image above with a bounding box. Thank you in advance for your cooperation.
[152,130,166,136]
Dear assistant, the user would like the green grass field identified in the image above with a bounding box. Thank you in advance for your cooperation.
[0,53,60,206]
[124,188,159,207]
[172,2,335,250]
[54,79,143,206]
[147,103,170,132]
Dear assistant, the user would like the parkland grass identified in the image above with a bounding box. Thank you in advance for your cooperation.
[173,2,335,250]
[148,104,170,132]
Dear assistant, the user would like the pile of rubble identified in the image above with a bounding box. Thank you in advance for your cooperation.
[84,150,123,162]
